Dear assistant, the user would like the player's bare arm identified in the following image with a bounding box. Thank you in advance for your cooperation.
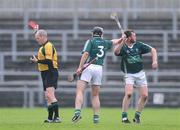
[151,47,158,69]
[114,37,126,56]
[111,38,123,45]
[76,52,89,75]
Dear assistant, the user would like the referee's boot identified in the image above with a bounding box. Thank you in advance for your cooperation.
[44,119,53,123]
[53,117,62,123]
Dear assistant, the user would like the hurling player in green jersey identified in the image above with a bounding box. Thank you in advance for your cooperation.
[72,26,122,123]
[114,30,158,123]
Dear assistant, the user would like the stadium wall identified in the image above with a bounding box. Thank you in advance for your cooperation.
[1,0,180,9]
[0,0,180,19]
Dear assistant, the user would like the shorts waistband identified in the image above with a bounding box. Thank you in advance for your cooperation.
[91,64,103,67]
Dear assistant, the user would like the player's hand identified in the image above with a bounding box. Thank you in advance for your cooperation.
[83,63,88,68]
[30,55,38,63]
[121,33,127,43]
[76,67,83,76]
[152,61,158,69]
[122,33,127,39]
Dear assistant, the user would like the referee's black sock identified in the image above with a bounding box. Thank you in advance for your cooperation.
[51,102,59,118]
[47,104,54,120]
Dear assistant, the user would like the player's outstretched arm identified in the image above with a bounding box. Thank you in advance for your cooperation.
[111,33,127,45]
[112,33,127,55]
[151,47,158,69]
[113,37,126,56]
[111,38,122,45]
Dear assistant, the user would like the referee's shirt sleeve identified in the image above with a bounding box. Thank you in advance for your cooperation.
[82,39,91,53]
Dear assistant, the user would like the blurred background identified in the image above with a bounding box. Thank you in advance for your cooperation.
[0,0,180,108]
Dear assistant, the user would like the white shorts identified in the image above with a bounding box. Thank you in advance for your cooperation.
[124,70,148,87]
[80,64,102,86]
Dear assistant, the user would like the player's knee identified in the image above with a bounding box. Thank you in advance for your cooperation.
[45,92,50,99]
[77,91,84,98]
[144,95,148,101]
[45,91,53,100]
[92,95,99,100]
[92,91,99,96]
[141,94,148,102]
[126,94,132,99]
[76,93,83,102]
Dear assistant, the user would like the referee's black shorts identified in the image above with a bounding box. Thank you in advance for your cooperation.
[41,69,59,91]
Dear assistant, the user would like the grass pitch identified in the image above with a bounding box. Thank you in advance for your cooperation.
[0,108,179,130]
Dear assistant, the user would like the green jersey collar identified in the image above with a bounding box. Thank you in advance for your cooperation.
[125,42,136,48]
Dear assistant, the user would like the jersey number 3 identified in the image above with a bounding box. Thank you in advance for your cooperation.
[97,46,104,58]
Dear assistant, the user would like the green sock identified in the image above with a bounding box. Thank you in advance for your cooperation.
[135,111,141,119]
[122,112,128,119]
[74,109,81,116]
[93,115,99,123]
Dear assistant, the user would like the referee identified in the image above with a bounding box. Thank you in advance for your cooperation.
[30,29,61,123]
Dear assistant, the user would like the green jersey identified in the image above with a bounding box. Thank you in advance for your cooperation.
[118,41,152,73]
[82,36,113,66]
